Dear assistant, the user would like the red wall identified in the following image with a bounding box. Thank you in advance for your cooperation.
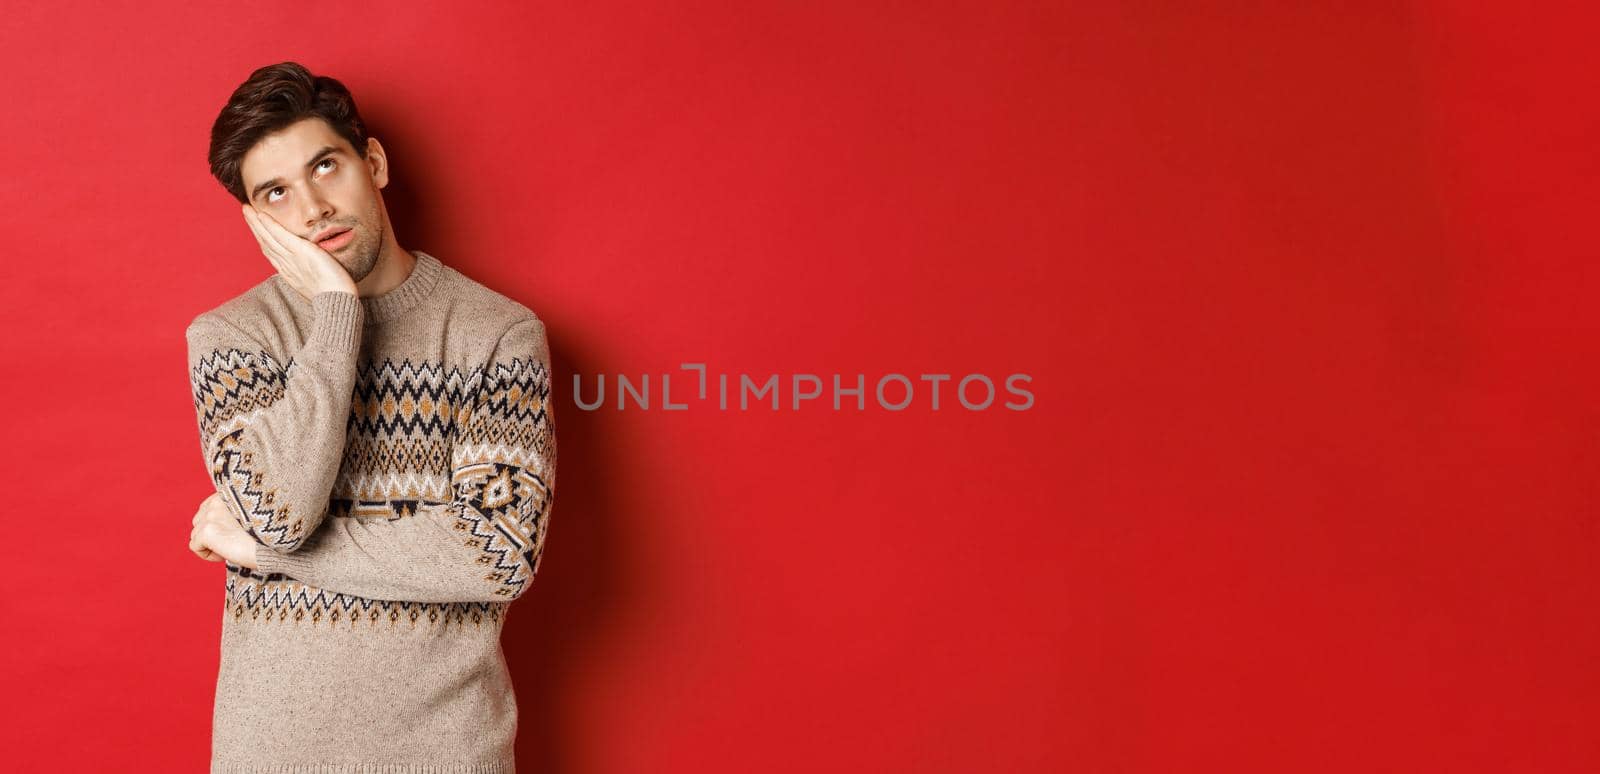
[2,2,1595,771]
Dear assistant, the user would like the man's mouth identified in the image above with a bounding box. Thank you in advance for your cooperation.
[316,228,354,250]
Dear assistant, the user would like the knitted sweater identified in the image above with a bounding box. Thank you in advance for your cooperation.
[184,250,555,773]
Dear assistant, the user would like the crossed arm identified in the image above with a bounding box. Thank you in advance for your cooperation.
[186,304,557,604]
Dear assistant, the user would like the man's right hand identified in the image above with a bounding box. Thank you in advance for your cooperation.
[241,204,358,298]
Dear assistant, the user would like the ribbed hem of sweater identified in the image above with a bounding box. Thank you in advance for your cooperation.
[211,761,511,773]
[306,291,363,354]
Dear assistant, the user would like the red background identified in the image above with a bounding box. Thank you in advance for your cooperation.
[2,2,1596,771]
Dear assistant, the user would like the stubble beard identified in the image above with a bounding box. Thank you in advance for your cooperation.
[339,207,385,282]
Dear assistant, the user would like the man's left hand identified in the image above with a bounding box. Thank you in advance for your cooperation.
[190,492,259,570]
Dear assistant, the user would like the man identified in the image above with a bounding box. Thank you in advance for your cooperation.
[185,61,556,773]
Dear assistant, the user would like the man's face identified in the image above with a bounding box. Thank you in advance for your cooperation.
[239,117,387,281]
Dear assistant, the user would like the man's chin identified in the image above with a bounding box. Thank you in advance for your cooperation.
[344,248,381,282]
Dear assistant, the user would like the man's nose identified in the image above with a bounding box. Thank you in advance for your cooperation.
[301,188,334,227]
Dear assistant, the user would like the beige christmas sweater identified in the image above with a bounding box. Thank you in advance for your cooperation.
[184,250,555,773]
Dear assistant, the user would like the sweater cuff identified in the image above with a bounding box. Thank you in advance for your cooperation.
[256,545,315,580]
[306,291,363,354]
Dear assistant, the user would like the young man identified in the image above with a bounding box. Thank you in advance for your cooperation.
[185,61,555,773]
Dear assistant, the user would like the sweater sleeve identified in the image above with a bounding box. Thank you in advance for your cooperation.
[254,316,557,604]
[186,291,364,553]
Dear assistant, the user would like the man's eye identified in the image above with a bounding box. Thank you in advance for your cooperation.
[318,158,336,172]
[267,188,284,202]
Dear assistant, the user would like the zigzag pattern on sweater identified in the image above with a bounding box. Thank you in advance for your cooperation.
[194,344,553,614]
[225,569,507,629]
[448,353,555,599]
[190,348,301,547]
[345,357,479,437]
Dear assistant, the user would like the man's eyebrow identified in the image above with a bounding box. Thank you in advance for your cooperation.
[248,145,344,202]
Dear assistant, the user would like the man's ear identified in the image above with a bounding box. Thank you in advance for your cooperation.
[366,137,390,189]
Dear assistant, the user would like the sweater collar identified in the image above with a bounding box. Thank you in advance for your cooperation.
[283,249,444,326]
[363,250,444,325]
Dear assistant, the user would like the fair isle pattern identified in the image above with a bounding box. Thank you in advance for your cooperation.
[348,357,477,440]
[195,344,553,617]
[190,348,304,548]
[448,351,556,599]
[325,497,453,520]
[340,356,476,496]
[225,570,506,629]
[193,254,545,772]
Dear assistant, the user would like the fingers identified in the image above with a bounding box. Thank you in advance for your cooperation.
[241,207,279,266]
[189,525,213,559]
[190,522,225,562]
[251,206,298,254]
[195,491,222,526]
[241,205,288,269]
[191,494,229,562]
[240,205,268,250]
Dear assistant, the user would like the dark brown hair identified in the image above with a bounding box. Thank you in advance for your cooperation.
[208,61,369,203]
